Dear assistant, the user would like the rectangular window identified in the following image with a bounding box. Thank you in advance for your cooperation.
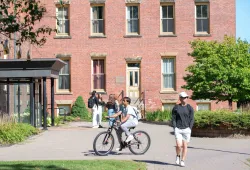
[161,4,175,34]
[126,5,139,34]
[197,103,210,111]
[196,4,209,33]
[58,60,70,91]
[91,5,105,35]
[162,58,175,90]
[57,105,71,116]
[163,103,175,111]
[56,6,69,35]
[93,59,105,91]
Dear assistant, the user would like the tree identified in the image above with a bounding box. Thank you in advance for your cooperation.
[0,0,56,46]
[182,36,250,109]
[71,96,89,120]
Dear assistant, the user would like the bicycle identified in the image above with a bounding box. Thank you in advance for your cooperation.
[93,118,151,156]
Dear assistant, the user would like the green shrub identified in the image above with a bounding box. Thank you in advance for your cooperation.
[0,123,39,145]
[55,116,77,126]
[145,110,172,122]
[194,110,250,130]
[71,96,89,120]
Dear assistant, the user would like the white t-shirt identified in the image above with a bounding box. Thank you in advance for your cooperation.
[124,105,138,122]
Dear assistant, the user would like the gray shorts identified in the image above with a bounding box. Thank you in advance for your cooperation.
[174,127,191,142]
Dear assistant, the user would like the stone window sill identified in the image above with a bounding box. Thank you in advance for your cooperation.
[54,35,72,39]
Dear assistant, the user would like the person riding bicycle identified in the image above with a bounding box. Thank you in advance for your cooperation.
[106,96,138,151]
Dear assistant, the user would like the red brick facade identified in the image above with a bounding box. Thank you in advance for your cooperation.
[30,0,236,112]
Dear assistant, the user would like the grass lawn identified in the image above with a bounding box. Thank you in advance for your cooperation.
[0,160,146,170]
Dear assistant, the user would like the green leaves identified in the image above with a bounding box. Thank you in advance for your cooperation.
[0,0,56,46]
[183,36,250,105]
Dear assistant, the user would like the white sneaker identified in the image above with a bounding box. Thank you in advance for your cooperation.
[175,155,180,165]
[125,135,134,142]
[92,126,99,128]
[180,160,185,167]
[115,147,122,151]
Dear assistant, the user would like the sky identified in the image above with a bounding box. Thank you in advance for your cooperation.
[236,0,250,42]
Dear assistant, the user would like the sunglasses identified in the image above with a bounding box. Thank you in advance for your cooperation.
[180,97,188,99]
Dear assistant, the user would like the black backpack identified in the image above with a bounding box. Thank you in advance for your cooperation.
[88,97,94,108]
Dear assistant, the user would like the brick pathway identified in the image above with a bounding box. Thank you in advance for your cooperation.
[0,121,249,170]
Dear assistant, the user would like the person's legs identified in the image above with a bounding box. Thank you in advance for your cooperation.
[108,109,115,126]
[174,128,183,164]
[180,127,191,167]
[115,127,124,151]
[120,121,137,142]
[92,109,98,127]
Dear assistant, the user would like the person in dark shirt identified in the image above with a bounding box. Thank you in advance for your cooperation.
[172,92,194,167]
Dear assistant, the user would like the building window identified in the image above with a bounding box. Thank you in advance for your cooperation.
[93,59,105,91]
[56,6,69,35]
[162,58,175,90]
[126,5,139,35]
[57,104,71,116]
[197,103,210,111]
[161,4,175,34]
[58,60,70,91]
[195,4,209,33]
[163,103,175,111]
[91,5,105,35]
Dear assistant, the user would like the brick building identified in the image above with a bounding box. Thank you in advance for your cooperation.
[1,0,236,115]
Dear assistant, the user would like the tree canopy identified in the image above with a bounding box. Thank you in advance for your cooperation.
[182,36,250,107]
[0,0,55,46]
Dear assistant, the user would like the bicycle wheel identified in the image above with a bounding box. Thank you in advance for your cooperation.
[129,130,151,155]
[93,131,115,156]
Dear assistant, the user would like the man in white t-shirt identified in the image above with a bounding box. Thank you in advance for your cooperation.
[108,97,138,151]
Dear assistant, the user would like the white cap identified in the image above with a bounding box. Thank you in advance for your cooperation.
[179,92,189,98]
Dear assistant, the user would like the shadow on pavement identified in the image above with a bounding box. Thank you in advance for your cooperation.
[188,146,250,155]
[0,164,68,170]
[83,150,134,156]
[134,160,179,166]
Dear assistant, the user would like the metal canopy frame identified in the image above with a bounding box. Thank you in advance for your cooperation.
[0,58,66,130]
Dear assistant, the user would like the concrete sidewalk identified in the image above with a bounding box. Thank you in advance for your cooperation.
[0,121,249,170]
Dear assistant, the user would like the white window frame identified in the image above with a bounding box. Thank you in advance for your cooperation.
[56,58,71,93]
[56,6,70,36]
[126,4,140,35]
[195,3,209,34]
[57,104,71,116]
[91,58,106,92]
[197,103,211,111]
[90,4,105,36]
[160,3,175,35]
[162,103,176,111]
[161,57,176,91]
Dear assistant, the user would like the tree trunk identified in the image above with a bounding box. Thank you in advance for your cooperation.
[228,99,233,110]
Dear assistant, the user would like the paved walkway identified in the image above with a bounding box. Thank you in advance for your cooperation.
[0,122,250,170]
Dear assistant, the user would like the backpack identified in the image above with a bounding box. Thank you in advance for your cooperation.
[132,106,142,120]
[88,97,94,108]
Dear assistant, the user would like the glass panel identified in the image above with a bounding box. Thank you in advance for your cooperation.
[196,5,202,18]
[129,6,138,19]
[162,6,167,18]
[163,103,175,111]
[163,58,175,88]
[127,63,140,67]
[127,19,138,33]
[58,105,70,116]
[163,74,174,88]
[93,74,105,89]
[202,5,208,17]
[60,61,69,74]
[198,103,210,111]
[135,71,138,86]
[59,75,70,89]
[167,6,173,18]
[130,71,133,86]
[162,19,174,32]
[196,19,208,32]
[92,19,104,33]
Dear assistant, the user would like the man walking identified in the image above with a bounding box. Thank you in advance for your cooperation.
[172,92,194,167]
